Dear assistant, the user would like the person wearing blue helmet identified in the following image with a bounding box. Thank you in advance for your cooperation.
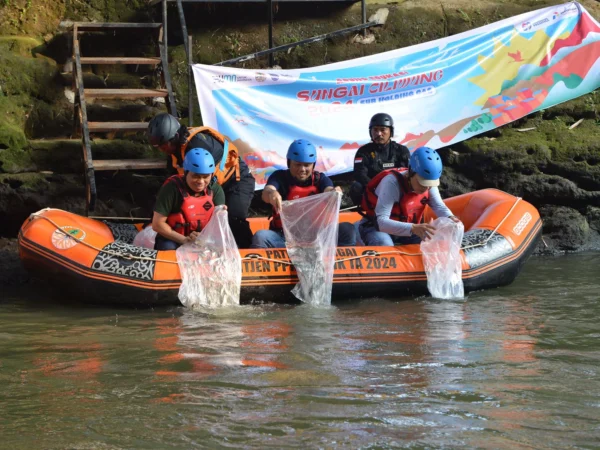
[358,146,460,246]
[251,139,356,248]
[152,149,226,250]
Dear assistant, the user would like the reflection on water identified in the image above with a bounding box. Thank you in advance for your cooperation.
[1,253,599,448]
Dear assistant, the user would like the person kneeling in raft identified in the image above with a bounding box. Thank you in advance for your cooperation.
[251,139,357,249]
[152,149,226,250]
[359,146,460,246]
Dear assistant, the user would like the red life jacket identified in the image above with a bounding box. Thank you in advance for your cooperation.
[361,168,429,224]
[164,175,215,236]
[270,172,321,230]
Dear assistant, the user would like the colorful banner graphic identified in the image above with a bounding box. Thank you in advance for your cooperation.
[193,2,600,188]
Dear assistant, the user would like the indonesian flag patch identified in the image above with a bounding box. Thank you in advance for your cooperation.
[354,157,363,164]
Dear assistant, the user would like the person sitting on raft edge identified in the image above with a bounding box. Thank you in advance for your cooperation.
[250,139,357,249]
[358,146,460,246]
[152,149,226,250]
[147,113,255,249]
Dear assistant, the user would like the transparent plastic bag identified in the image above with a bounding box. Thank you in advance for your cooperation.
[133,225,157,249]
[176,206,241,308]
[280,191,341,306]
[420,217,465,299]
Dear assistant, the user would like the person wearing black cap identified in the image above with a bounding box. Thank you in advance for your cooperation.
[349,113,410,206]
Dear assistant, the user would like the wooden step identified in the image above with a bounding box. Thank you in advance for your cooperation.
[80,57,161,65]
[84,88,168,99]
[94,159,167,171]
[88,122,149,132]
[74,23,161,31]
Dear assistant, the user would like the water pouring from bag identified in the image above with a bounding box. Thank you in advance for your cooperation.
[420,217,465,299]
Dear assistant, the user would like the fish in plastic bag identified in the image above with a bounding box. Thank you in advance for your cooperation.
[176,206,241,308]
[420,217,465,299]
[133,225,157,249]
[280,191,341,306]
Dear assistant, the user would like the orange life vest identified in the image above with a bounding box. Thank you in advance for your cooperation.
[361,169,429,224]
[164,175,215,236]
[172,127,241,185]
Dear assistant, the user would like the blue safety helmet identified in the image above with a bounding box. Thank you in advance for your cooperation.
[409,147,443,187]
[286,139,317,164]
[183,149,215,174]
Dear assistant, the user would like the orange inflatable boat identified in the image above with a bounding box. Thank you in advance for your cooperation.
[18,189,541,306]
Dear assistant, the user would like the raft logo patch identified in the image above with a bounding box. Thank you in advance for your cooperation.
[354,157,363,164]
[203,201,213,211]
[51,226,86,250]
[513,212,532,236]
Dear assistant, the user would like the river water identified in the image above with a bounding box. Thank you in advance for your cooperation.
[1,253,599,449]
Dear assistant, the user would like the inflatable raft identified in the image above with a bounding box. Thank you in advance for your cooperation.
[18,189,541,306]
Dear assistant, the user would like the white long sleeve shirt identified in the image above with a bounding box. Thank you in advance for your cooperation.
[375,173,453,236]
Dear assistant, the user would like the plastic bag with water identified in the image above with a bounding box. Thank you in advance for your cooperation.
[133,225,157,249]
[280,191,341,306]
[176,206,241,308]
[420,217,465,299]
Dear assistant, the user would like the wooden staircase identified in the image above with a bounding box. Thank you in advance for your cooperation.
[72,22,176,213]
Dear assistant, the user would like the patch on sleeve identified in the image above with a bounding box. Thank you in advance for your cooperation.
[354,157,363,164]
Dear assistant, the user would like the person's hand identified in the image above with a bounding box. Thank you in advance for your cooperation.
[334,186,343,195]
[411,222,437,240]
[269,190,283,214]
[449,215,461,223]
[183,231,200,245]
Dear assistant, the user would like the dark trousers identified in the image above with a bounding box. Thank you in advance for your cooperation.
[224,178,255,249]
[154,235,180,251]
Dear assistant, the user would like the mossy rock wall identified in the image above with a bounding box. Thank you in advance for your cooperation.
[0,0,599,254]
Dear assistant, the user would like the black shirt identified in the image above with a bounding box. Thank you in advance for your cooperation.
[353,141,410,187]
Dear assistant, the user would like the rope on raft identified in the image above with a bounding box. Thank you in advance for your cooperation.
[28,196,521,267]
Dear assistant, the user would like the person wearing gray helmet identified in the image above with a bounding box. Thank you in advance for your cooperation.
[147,113,255,248]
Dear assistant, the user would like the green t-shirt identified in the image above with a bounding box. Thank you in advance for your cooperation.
[154,177,225,217]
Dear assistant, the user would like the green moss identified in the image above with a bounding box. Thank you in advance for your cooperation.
[0,121,27,151]
[0,172,50,191]
[63,0,151,22]
[0,45,59,100]
[0,36,43,56]
[0,146,33,173]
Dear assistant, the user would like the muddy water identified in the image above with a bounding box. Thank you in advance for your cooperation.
[1,253,599,449]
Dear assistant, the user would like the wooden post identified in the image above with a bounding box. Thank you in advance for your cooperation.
[188,34,193,126]
[268,0,274,67]
[362,0,367,37]
[162,0,167,50]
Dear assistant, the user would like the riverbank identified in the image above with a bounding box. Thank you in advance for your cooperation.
[0,0,599,260]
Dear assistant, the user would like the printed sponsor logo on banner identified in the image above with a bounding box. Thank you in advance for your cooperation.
[213,74,237,83]
[269,73,280,81]
[255,72,267,82]
[559,3,579,18]
[518,6,575,33]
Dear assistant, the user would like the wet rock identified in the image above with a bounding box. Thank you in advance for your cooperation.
[538,206,590,252]
[586,206,600,232]
[0,238,29,286]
